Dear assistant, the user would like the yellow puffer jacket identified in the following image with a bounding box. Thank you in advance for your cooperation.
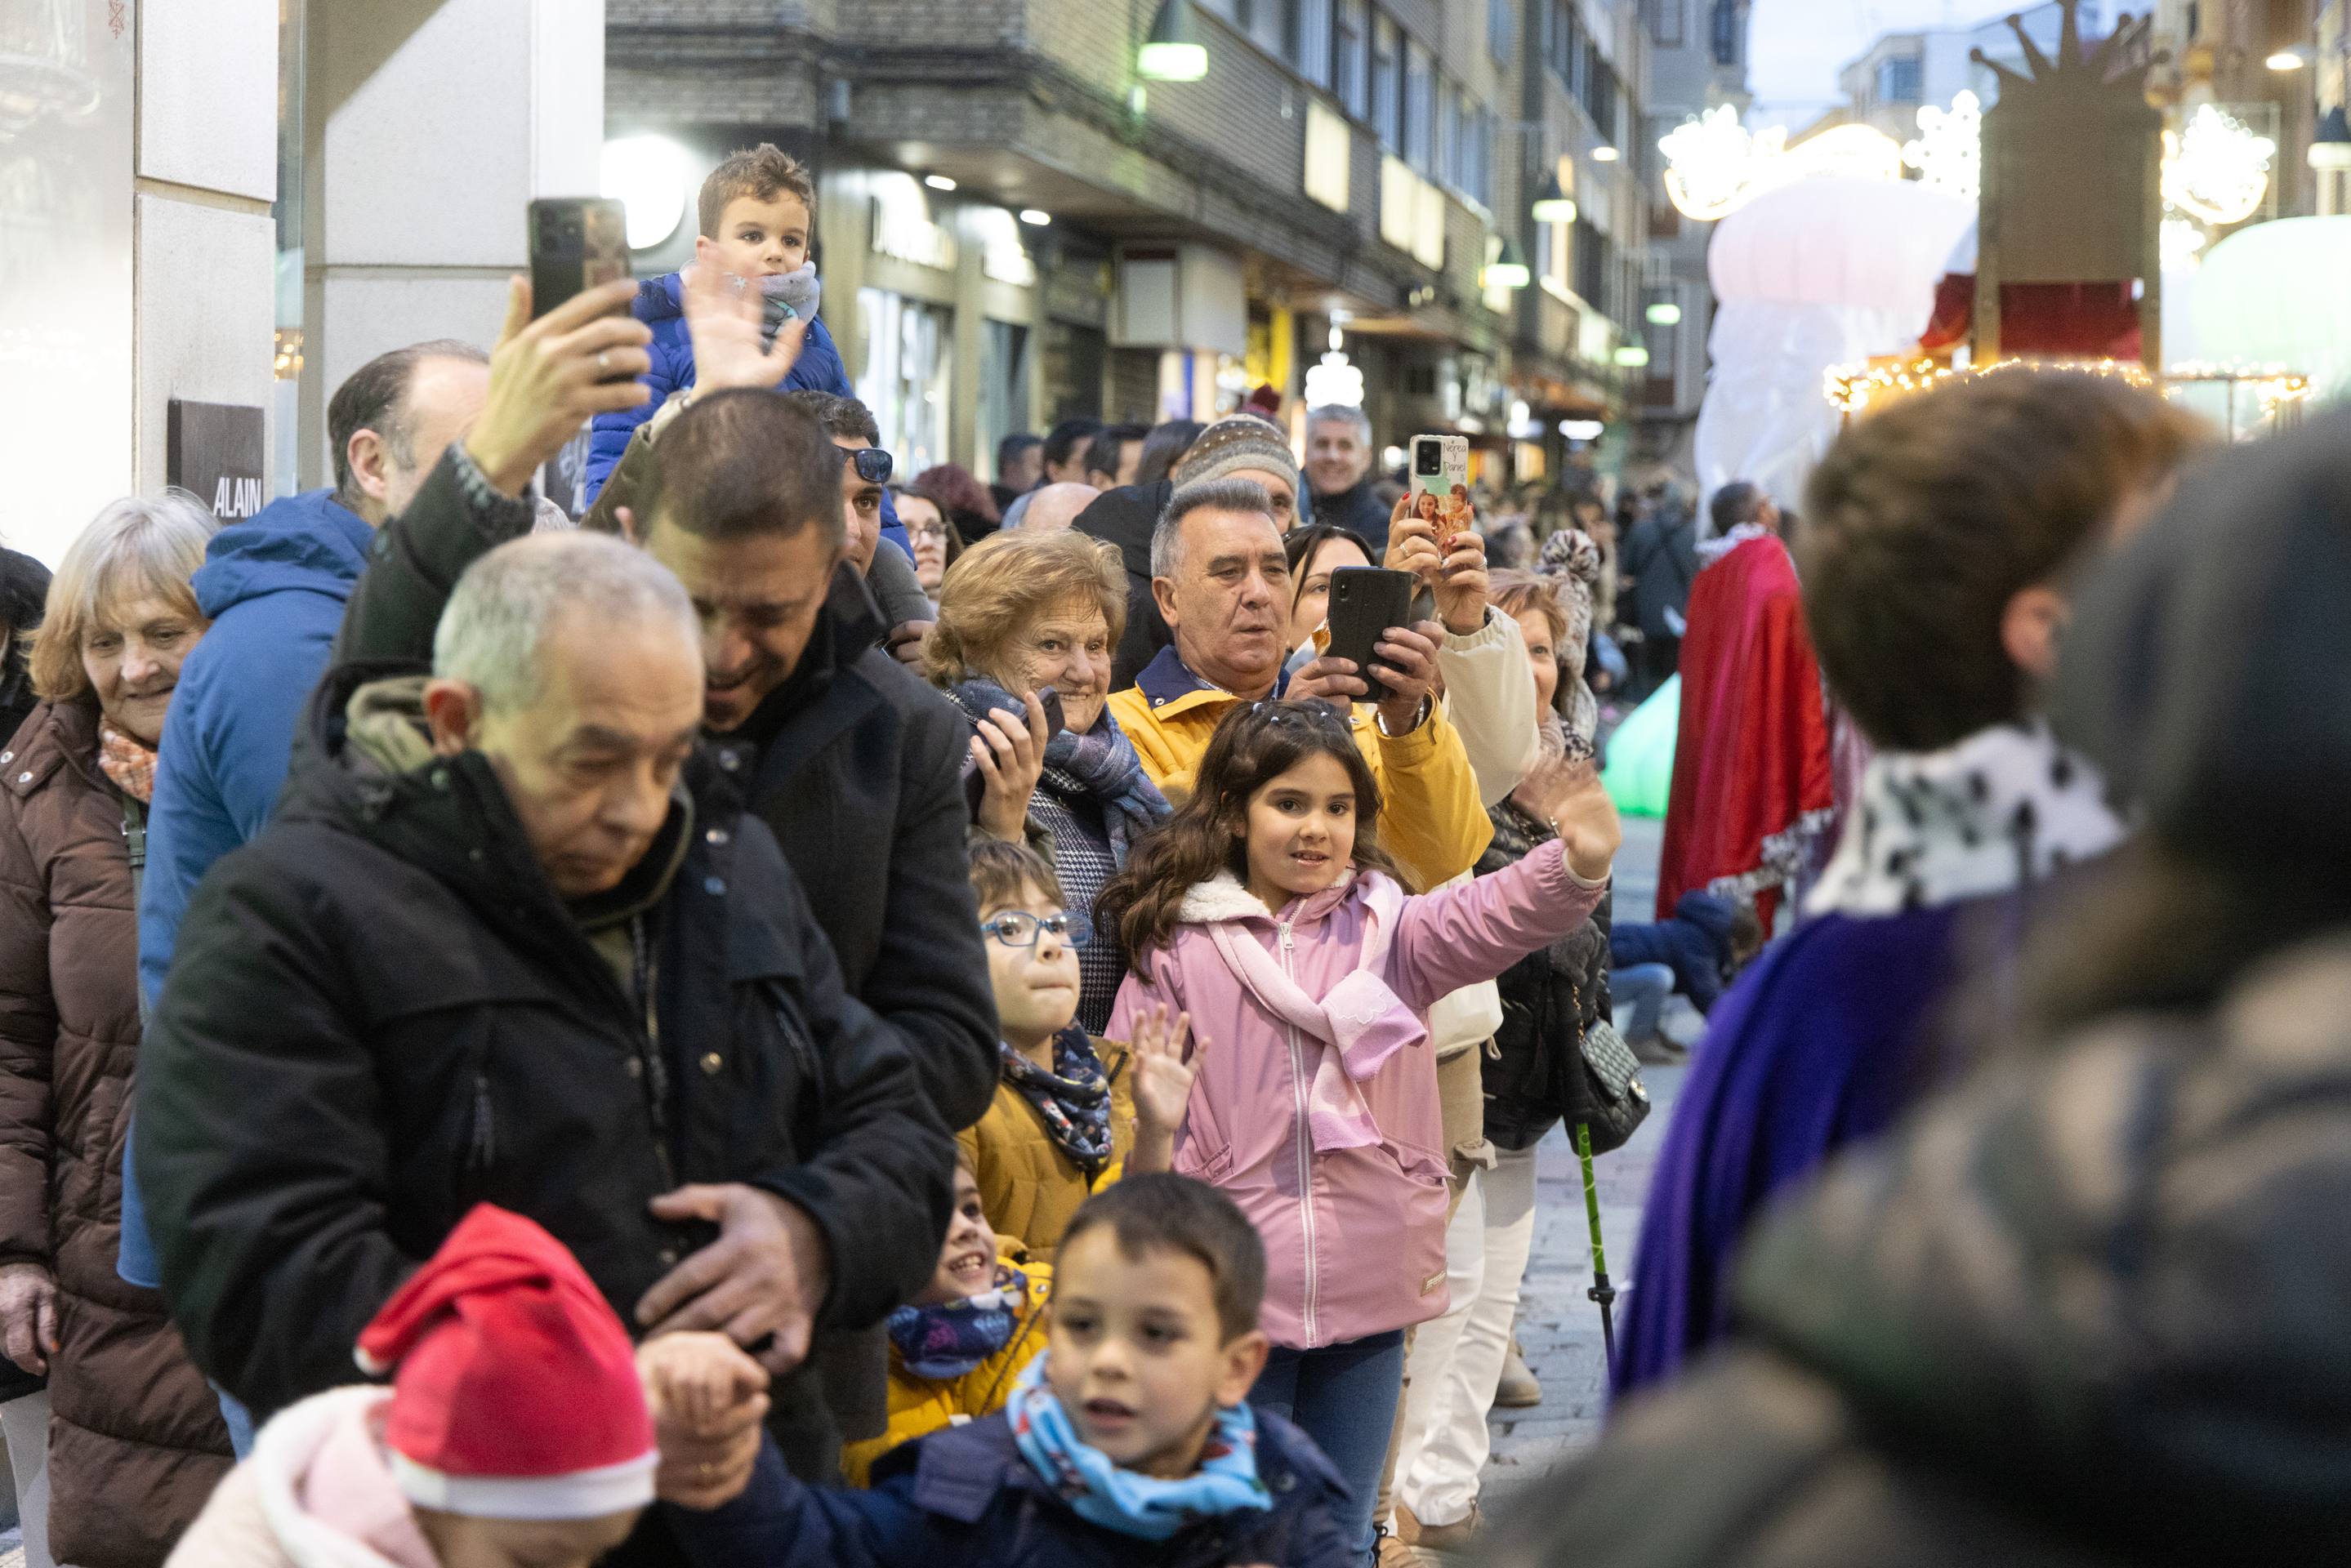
[841,1258,1053,1487]
[959,1040,1135,1264]
[1104,673,1492,890]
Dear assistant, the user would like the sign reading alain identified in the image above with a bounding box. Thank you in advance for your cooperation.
[167,400,266,522]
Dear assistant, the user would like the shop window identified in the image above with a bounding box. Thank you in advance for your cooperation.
[979,322,1031,483]
[857,289,954,475]
[1711,0,1744,67]
[1293,0,1332,87]
[1372,12,1400,152]
[1404,40,1433,171]
[1305,100,1353,211]
[1876,53,1922,103]
[1336,0,1368,118]
[1650,0,1683,47]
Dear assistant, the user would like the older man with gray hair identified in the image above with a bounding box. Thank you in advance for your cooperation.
[137,532,951,1530]
[1105,476,1492,888]
[1305,403,1393,550]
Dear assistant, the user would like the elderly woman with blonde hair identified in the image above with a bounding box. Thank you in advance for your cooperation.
[925,528,1171,1034]
[0,492,234,1568]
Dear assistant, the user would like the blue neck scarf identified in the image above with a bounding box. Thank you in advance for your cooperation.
[886,1263,1029,1380]
[1007,1356,1271,1541]
[948,677,1171,862]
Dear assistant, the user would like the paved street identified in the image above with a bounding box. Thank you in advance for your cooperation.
[1483,813,1697,1499]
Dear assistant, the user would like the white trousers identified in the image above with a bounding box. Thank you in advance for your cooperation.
[2,1389,54,1568]
[1392,1143,1540,1529]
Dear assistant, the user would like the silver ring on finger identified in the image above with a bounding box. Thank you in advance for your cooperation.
[596,350,613,375]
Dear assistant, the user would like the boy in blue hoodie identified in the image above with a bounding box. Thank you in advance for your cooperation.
[670,1175,1355,1568]
[582,144,856,510]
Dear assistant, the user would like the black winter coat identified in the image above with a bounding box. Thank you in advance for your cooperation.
[1489,932,2351,1568]
[1072,480,1173,692]
[136,663,954,1426]
[1478,800,1613,1153]
[1309,479,1394,556]
[335,452,1000,1136]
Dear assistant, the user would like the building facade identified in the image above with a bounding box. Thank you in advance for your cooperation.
[1631,0,1751,472]
[605,0,1654,488]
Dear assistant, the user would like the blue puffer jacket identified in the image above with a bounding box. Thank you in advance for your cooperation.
[668,1410,1354,1568]
[1609,890,1741,1015]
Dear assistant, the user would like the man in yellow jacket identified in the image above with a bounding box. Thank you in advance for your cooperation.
[1105,476,1492,889]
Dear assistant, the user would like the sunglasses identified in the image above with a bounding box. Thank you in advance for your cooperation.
[980,910,1092,950]
[850,447,894,484]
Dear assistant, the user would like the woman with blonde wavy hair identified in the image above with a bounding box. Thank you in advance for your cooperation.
[925,528,1171,1035]
[0,492,234,1568]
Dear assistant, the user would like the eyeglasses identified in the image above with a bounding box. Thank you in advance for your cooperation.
[980,911,1092,950]
[908,522,948,545]
[850,447,894,484]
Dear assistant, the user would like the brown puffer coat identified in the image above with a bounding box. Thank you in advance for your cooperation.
[0,700,230,1566]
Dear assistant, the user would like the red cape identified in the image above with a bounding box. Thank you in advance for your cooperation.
[1656,534,1833,926]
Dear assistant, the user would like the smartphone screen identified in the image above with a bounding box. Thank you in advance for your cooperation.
[529,198,630,321]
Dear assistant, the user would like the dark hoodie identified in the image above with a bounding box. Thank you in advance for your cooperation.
[1610,891,1740,1015]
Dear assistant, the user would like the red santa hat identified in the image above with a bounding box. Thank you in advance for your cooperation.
[353,1205,658,1520]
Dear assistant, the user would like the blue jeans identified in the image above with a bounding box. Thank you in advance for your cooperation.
[1251,1329,1407,1560]
[1613,962,1675,1042]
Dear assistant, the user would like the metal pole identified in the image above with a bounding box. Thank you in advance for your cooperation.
[1576,1122,1617,1370]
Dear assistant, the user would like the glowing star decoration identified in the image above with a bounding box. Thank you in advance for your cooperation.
[1902,91,1983,203]
[1661,109,1907,221]
[2161,213,2209,271]
[2163,105,2277,227]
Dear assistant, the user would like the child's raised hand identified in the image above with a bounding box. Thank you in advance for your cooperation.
[1523,754,1621,883]
[683,263,810,394]
[1127,1004,1201,1174]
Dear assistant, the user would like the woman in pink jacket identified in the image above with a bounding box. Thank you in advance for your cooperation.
[1098,700,1618,1559]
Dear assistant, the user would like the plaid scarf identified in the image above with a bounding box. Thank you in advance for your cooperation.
[950,677,1170,863]
[1000,1025,1114,1176]
[97,722,156,804]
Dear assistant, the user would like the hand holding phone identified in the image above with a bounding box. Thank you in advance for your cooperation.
[1318,566,1416,705]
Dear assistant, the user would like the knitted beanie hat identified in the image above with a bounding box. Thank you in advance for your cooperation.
[1171,415,1301,498]
[353,1205,658,1520]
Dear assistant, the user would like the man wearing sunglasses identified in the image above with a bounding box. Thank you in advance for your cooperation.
[780,391,939,666]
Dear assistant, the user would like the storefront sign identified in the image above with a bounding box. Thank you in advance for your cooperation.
[167,400,265,522]
[872,197,958,271]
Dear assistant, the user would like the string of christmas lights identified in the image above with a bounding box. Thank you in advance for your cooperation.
[1824,357,2311,416]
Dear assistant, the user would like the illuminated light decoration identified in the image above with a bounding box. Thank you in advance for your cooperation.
[1661,106,1906,221]
[2162,105,2275,227]
[1824,355,2309,416]
[1304,351,1364,408]
[1646,301,1684,325]
[600,135,692,251]
[1669,95,2276,225]
[1139,0,1209,81]
[1901,90,1983,203]
[2161,213,2209,271]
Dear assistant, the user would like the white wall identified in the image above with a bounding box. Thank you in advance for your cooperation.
[299,0,605,487]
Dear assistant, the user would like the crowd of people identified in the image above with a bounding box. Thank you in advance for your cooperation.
[7,133,2346,1568]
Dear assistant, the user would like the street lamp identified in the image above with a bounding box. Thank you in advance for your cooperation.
[1531,171,1578,224]
[1646,301,1683,325]
[1590,145,1621,162]
[1614,345,1651,368]
[1483,237,1532,289]
[1140,1,1209,82]
[2266,46,2311,71]
[2313,106,2351,172]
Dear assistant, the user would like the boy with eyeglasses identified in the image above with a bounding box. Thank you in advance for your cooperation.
[960,840,1193,1262]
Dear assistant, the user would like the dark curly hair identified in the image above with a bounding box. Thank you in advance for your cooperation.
[1094,699,1410,960]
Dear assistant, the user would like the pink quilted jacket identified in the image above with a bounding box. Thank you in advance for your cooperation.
[1109,840,1604,1348]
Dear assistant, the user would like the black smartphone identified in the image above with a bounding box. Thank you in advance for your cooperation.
[528,198,630,321]
[960,689,1068,816]
[1323,566,1416,704]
